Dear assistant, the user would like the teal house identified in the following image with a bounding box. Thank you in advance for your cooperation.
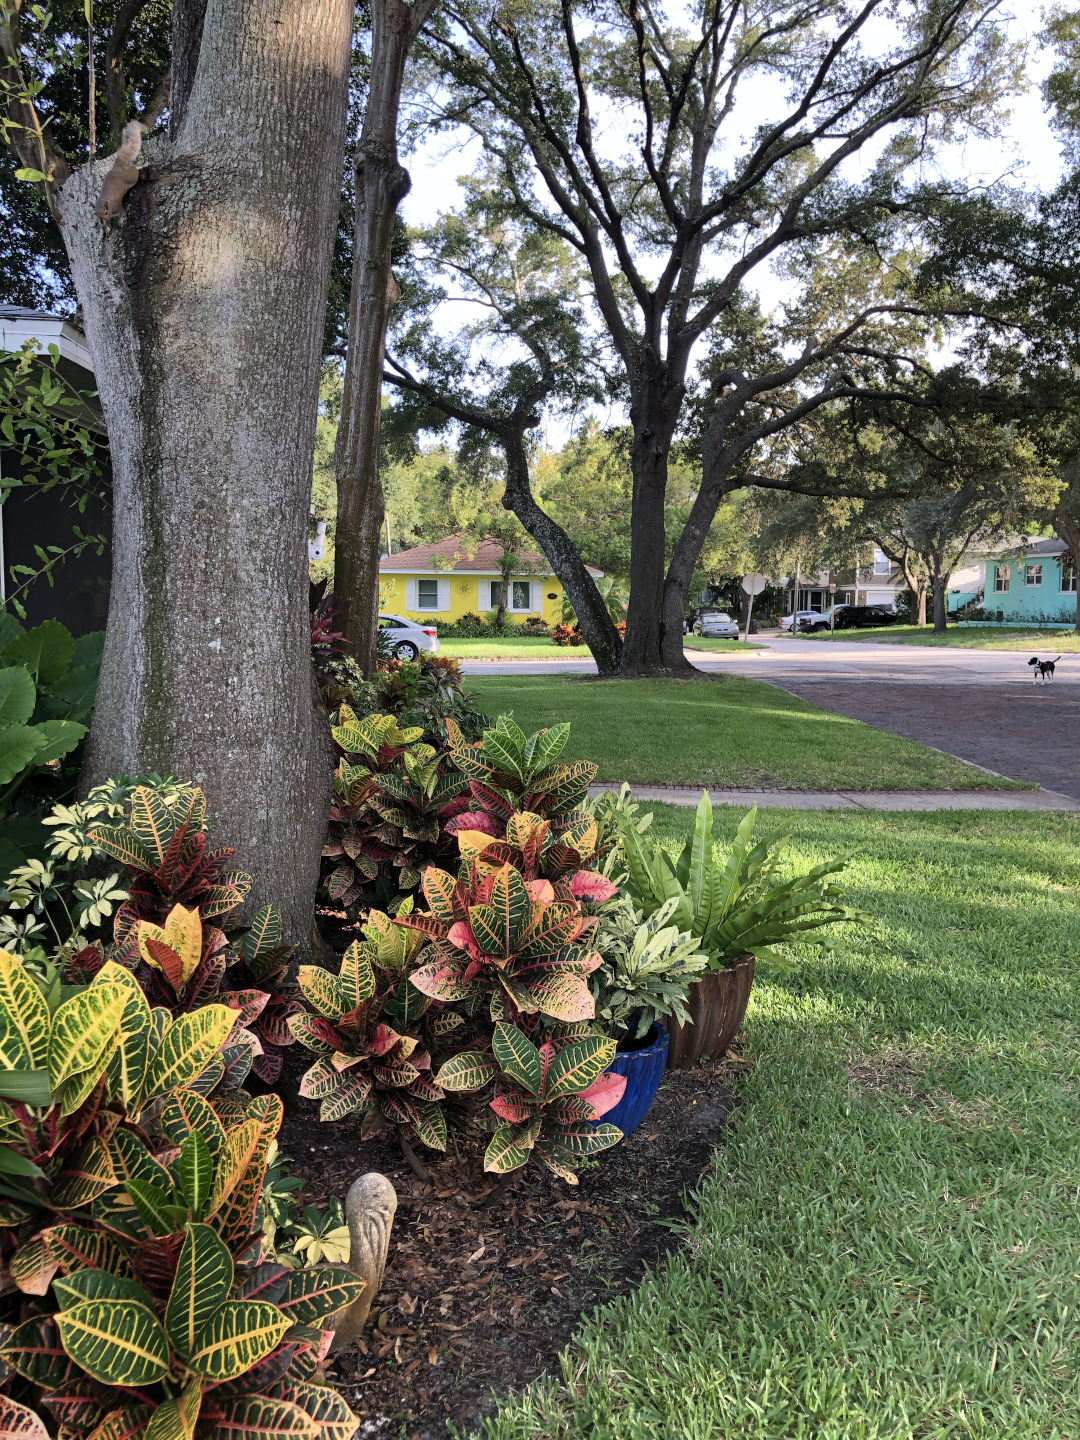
[979,538,1077,623]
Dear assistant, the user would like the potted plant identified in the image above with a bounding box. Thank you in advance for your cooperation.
[588,894,708,1133]
[616,795,867,1068]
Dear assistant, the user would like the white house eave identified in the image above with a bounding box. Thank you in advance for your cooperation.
[0,314,93,375]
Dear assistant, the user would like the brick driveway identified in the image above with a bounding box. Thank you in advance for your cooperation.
[772,678,1080,799]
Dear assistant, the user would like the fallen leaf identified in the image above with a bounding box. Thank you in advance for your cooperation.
[550,1286,564,1297]
[428,1346,438,1365]
[363,1367,376,1378]
[399,1292,417,1315]
[467,1243,485,1263]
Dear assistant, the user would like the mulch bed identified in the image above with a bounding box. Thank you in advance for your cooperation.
[282,1049,741,1439]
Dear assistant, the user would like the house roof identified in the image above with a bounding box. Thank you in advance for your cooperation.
[0,306,93,376]
[379,534,603,577]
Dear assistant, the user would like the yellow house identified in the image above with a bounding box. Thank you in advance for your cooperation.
[378,535,602,627]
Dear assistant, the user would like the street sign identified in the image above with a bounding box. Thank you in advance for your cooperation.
[828,581,836,593]
[742,572,767,596]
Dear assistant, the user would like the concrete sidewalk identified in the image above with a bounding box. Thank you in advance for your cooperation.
[586,783,1080,812]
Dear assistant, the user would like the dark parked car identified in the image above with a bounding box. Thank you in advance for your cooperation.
[835,605,899,629]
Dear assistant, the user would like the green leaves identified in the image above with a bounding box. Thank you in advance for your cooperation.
[492,1023,542,1094]
[187,1301,290,1380]
[176,1131,213,1216]
[164,1225,233,1363]
[435,1050,499,1092]
[617,799,864,968]
[0,667,34,726]
[47,984,126,1091]
[3,619,73,686]
[56,1299,171,1386]
[544,1035,616,1099]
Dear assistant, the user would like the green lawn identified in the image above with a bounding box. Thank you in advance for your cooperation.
[440,637,593,659]
[808,624,1080,650]
[482,806,1080,1440]
[683,637,770,652]
[440,637,765,659]
[464,674,1031,790]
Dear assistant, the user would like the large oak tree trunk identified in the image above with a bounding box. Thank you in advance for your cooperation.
[334,0,435,675]
[621,380,682,675]
[56,0,352,952]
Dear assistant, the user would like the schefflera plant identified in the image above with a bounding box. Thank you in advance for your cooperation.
[397,859,603,1025]
[288,913,456,1157]
[0,1087,362,1439]
[437,1021,626,1183]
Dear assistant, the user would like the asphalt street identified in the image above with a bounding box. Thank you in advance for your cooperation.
[458,635,1075,684]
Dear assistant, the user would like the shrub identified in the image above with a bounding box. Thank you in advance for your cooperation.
[445,716,597,831]
[0,618,104,871]
[616,793,868,969]
[435,1021,625,1182]
[289,914,455,1154]
[322,710,469,910]
[80,783,299,1086]
[396,858,603,1025]
[0,1056,360,1438]
[331,654,488,750]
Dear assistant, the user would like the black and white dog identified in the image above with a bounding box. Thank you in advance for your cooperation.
[1029,655,1061,683]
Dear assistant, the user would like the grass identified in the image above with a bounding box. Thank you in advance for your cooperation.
[464,674,1031,790]
[683,637,770,652]
[808,624,1080,650]
[439,637,593,659]
[441,636,766,659]
[480,806,1080,1440]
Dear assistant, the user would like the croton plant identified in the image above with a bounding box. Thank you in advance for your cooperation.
[70,783,302,1085]
[322,710,469,910]
[0,949,361,1438]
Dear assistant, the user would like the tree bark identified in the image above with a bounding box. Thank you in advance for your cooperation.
[56,0,352,953]
[501,439,623,675]
[931,570,948,633]
[334,0,435,676]
[496,572,508,628]
[621,373,683,675]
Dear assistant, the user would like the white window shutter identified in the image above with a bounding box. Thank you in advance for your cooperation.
[405,578,417,610]
[437,579,450,612]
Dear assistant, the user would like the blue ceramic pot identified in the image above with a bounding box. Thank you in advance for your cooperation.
[596,1023,668,1139]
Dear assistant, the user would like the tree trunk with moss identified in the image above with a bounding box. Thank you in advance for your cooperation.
[53,0,352,951]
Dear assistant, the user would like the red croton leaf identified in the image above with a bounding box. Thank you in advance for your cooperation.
[143,938,185,993]
[444,808,499,835]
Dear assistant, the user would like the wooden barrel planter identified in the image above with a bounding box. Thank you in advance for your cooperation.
[666,955,755,1069]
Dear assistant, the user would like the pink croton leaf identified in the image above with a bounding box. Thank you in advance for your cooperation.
[579,1071,627,1118]
[568,871,619,902]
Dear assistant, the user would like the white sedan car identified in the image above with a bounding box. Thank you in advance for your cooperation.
[378,614,440,661]
[779,609,821,633]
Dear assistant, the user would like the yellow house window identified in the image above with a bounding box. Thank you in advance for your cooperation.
[417,577,439,609]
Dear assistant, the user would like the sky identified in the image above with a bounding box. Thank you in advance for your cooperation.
[394,5,1067,449]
